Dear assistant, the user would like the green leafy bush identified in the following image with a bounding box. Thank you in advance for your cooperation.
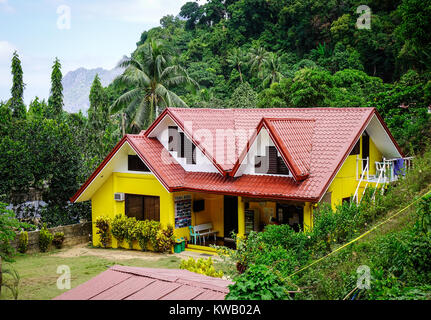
[180,257,223,278]
[17,231,28,253]
[148,220,161,251]
[155,225,175,253]
[226,265,291,300]
[38,224,53,252]
[110,214,128,248]
[52,232,65,249]
[95,216,110,248]
[0,263,20,300]
[0,202,33,261]
[135,220,152,251]
[124,217,138,249]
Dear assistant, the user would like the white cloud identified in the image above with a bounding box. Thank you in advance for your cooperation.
[79,0,196,24]
[0,0,14,13]
[0,40,16,64]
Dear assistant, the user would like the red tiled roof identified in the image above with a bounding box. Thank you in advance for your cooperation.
[71,107,403,203]
[53,265,233,300]
[265,118,315,178]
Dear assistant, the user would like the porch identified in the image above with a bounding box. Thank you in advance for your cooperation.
[352,156,413,203]
[356,156,413,183]
[173,192,313,252]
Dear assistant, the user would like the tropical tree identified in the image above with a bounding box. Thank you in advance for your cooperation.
[248,46,270,78]
[47,58,64,118]
[262,53,285,88]
[88,75,109,132]
[10,51,26,119]
[227,48,246,83]
[111,39,198,132]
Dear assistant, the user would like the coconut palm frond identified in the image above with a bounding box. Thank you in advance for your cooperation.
[155,84,188,108]
[129,98,148,132]
[110,88,142,114]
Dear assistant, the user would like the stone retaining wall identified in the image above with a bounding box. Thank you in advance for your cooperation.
[11,222,92,253]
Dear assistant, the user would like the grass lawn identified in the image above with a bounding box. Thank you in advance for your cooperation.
[0,245,182,300]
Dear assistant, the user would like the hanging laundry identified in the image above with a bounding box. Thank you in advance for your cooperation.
[394,158,405,176]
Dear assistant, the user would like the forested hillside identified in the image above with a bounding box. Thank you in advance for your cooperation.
[106,0,431,154]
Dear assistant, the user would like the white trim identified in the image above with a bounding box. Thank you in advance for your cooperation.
[74,142,126,202]
[75,141,170,202]
[146,113,169,138]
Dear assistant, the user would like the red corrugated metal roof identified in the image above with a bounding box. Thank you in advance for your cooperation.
[53,266,233,300]
[71,107,403,203]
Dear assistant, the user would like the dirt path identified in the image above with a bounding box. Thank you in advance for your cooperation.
[52,243,222,261]
[53,243,165,261]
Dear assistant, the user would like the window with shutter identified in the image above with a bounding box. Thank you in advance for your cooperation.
[267,146,278,174]
[168,126,179,152]
[254,146,290,175]
[125,194,160,221]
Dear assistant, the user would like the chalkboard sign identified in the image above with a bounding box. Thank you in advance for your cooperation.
[174,195,192,229]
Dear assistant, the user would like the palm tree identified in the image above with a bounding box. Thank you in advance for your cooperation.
[248,46,270,78]
[227,48,246,83]
[262,53,284,87]
[111,39,198,132]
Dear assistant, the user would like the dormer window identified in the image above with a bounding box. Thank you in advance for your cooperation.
[254,146,290,175]
[128,155,150,172]
[168,126,179,152]
[168,126,196,165]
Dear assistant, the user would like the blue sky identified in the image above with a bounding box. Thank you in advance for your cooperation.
[0,0,202,103]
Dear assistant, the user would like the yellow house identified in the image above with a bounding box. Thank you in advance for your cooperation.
[71,107,409,252]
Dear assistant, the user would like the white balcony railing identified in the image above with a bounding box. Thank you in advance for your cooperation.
[352,156,413,204]
[356,156,413,183]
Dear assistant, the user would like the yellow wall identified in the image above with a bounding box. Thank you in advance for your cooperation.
[91,172,174,248]
[327,136,383,209]
[187,192,224,238]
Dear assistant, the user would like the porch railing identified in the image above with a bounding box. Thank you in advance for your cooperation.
[356,156,413,183]
[353,156,413,205]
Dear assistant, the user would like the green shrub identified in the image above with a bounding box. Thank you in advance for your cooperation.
[148,220,161,250]
[0,202,33,261]
[18,231,28,253]
[0,263,20,300]
[155,225,175,253]
[52,232,65,249]
[226,265,292,300]
[95,216,110,248]
[110,214,128,248]
[38,224,53,252]
[180,257,223,278]
[124,217,138,249]
[135,220,151,251]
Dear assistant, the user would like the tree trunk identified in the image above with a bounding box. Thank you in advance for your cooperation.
[238,66,243,83]
[150,95,155,124]
[121,113,126,137]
